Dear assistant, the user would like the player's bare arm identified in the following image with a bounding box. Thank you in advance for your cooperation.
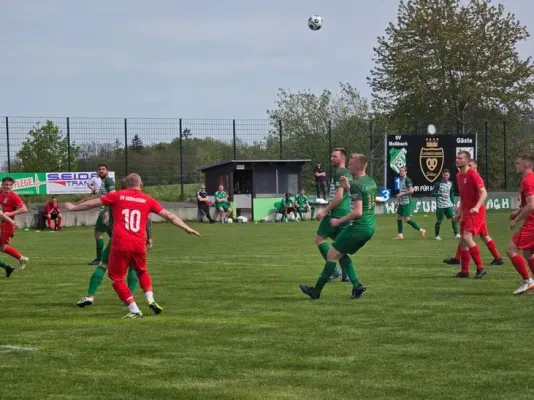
[0,211,17,226]
[4,203,28,217]
[158,209,201,237]
[471,187,487,213]
[510,195,534,229]
[65,198,104,211]
[331,200,362,226]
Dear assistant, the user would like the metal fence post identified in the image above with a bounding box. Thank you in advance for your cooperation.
[232,119,237,159]
[66,117,71,171]
[5,117,11,173]
[279,120,283,159]
[369,119,374,178]
[503,120,507,190]
[124,118,129,176]
[328,120,333,179]
[484,120,489,188]
[179,118,184,196]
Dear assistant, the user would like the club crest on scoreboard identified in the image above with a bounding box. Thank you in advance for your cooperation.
[420,137,444,183]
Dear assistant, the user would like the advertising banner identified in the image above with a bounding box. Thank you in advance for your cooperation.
[46,171,116,195]
[386,134,477,196]
[0,173,47,195]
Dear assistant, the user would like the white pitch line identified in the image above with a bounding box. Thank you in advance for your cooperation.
[0,345,38,353]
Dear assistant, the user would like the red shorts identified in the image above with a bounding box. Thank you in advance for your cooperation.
[512,222,534,251]
[108,248,147,282]
[479,221,488,236]
[460,216,485,236]
[0,224,15,246]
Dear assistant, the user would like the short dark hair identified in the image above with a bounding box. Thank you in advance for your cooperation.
[469,159,477,166]
[443,169,450,174]
[519,154,534,165]
[1,177,14,184]
[457,151,471,160]
[98,164,109,169]
[332,147,347,159]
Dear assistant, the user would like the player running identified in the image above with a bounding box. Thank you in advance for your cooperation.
[66,173,200,318]
[507,154,534,294]
[443,159,503,266]
[452,151,488,278]
[432,169,460,240]
[0,210,17,277]
[314,148,354,283]
[300,154,376,300]
[0,177,29,273]
[393,166,426,240]
[82,164,115,265]
[76,178,153,308]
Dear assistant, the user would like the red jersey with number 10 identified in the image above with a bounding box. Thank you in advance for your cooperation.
[520,171,534,223]
[101,189,163,253]
[456,169,485,213]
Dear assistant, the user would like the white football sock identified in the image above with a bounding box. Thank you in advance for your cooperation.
[145,291,154,303]
[128,302,140,313]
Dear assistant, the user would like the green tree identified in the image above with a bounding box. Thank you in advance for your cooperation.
[131,134,144,152]
[17,120,79,172]
[368,0,534,131]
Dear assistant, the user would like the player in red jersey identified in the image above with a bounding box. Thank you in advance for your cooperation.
[452,151,488,278]
[443,159,503,266]
[0,177,29,270]
[44,196,62,231]
[507,154,534,295]
[65,173,201,318]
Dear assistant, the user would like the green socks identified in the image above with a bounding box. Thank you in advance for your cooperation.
[407,220,421,231]
[88,266,107,297]
[339,255,360,287]
[127,268,138,292]
[435,220,442,237]
[397,219,403,234]
[96,238,105,260]
[317,242,331,261]
[314,261,337,295]
[452,220,459,235]
[0,260,10,270]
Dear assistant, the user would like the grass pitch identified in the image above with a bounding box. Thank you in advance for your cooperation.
[1,213,533,400]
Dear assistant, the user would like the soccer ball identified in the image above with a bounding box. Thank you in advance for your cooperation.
[308,15,323,31]
[227,218,233,224]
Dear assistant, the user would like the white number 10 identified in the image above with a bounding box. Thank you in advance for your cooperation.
[122,209,141,232]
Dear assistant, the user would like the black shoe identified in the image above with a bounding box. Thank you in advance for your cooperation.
[5,266,15,278]
[341,276,350,283]
[209,220,216,224]
[88,259,100,266]
[299,284,320,299]
[454,272,470,278]
[490,258,504,265]
[474,268,488,279]
[444,257,460,265]
[351,284,366,299]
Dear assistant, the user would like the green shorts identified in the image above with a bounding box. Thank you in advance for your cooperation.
[216,202,230,211]
[95,211,111,233]
[297,206,308,213]
[397,203,413,218]
[316,215,347,240]
[332,225,374,255]
[101,240,112,264]
[436,207,455,220]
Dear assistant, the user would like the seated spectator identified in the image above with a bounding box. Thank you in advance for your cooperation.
[278,192,296,222]
[214,185,232,223]
[197,185,215,223]
[44,196,62,231]
[294,188,311,220]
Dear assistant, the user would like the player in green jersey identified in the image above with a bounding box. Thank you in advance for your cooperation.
[432,169,459,240]
[76,177,152,308]
[394,166,426,240]
[278,192,296,222]
[214,185,232,223]
[301,153,376,299]
[294,189,311,220]
[314,148,354,283]
[82,164,116,265]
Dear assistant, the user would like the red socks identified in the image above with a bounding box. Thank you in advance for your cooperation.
[528,258,534,275]
[3,246,21,260]
[455,243,462,260]
[485,240,501,260]
[468,245,483,270]
[112,281,134,305]
[57,216,62,228]
[461,250,471,273]
[511,254,530,280]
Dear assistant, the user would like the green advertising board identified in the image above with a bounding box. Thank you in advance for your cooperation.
[382,196,514,215]
[0,173,47,195]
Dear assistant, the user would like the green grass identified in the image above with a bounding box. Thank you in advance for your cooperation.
[1,213,533,399]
